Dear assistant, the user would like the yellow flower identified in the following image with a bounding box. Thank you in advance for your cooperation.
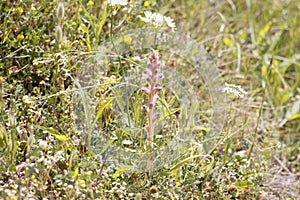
[87,0,94,6]
[124,35,132,45]
[16,7,23,15]
[17,33,24,41]
[31,6,36,11]
[103,59,108,65]
[144,1,149,7]
[149,185,158,193]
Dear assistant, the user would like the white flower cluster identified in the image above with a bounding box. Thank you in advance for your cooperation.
[223,82,247,98]
[107,0,128,6]
[139,11,176,31]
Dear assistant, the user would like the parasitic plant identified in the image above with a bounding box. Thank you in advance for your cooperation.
[141,49,163,176]
[142,49,163,149]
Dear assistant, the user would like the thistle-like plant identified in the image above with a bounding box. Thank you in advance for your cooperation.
[141,49,163,148]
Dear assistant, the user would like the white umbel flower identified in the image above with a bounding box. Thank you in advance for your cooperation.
[151,13,164,28]
[107,0,128,6]
[139,11,176,31]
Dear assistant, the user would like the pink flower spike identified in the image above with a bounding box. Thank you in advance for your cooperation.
[154,87,162,93]
[149,49,159,64]
[146,77,151,83]
[153,94,160,104]
[141,87,150,94]
[154,62,160,69]
[149,103,154,109]
[157,74,164,81]
[146,68,152,76]
[153,113,160,120]
[142,105,149,112]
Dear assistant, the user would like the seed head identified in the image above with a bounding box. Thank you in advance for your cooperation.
[56,2,65,21]
[55,26,63,42]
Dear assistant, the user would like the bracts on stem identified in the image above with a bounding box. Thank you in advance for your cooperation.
[141,49,163,148]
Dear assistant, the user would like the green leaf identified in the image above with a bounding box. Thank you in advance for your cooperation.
[99,139,115,155]
[261,65,268,80]
[92,97,113,128]
[259,22,272,37]
[35,125,67,141]
[73,166,79,178]
[235,181,253,188]
[279,92,290,106]
[112,165,133,179]
[79,24,89,34]
[257,21,272,44]
[169,155,202,171]
[159,97,181,120]
[96,6,107,38]
[280,97,300,126]
[288,113,300,121]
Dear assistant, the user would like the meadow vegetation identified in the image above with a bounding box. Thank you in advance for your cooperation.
[0,0,299,199]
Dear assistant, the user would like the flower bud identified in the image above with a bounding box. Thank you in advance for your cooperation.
[153,113,160,120]
[146,77,151,83]
[146,68,152,76]
[142,105,149,112]
[154,87,162,93]
[149,103,154,109]
[141,87,150,94]
[149,49,159,64]
[153,94,159,104]
[157,74,164,81]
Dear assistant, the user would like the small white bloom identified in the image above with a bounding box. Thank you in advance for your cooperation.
[139,11,176,31]
[164,16,176,31]
[151,13,164,27]
[138,11,153,23]
[38,139,48,150]
[107,0,128,6]
[223,82,247,98]
[22,95,34,105]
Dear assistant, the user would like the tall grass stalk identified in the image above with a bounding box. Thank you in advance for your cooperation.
[8,108,17,166]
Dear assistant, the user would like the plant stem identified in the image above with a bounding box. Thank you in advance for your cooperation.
[147,82,155,148]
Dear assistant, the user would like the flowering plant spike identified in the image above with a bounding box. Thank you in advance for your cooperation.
[142,49,163,148]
